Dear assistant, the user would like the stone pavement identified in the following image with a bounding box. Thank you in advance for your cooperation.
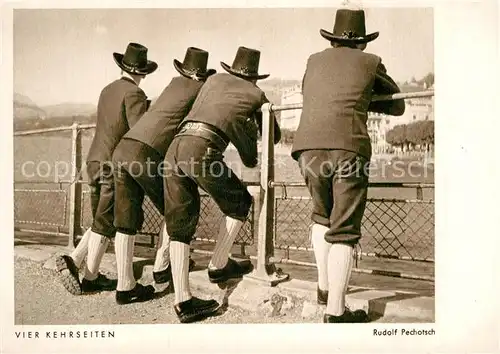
[14,236,434,323]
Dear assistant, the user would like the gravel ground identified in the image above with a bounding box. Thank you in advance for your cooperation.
[15,257,429,325]
[14,257,318,325]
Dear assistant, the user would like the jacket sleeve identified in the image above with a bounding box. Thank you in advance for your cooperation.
[369,62,406,116]
[123,89,148,128]
[232,117,259,168]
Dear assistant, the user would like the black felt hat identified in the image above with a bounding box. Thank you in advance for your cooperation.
[221,46,269,80]
[320,9,379,44]
[113,42,158,76]
[173,47,216,81]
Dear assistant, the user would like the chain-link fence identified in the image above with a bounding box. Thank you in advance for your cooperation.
[274,192,434,262]
[15,180,433,263]
[14,182,70,233]
[14,128,74,236]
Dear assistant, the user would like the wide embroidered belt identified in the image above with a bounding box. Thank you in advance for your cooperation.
[176,122,229,151]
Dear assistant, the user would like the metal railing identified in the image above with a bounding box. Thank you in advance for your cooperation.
[14,90,435,282]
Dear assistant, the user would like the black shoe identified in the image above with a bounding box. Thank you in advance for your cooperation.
[55,255,82,295]
[317,287,328,305]
[323,307,369,323]
[208,258,253,284]
[153,258,197,285]
[81,273,117,293]
[115,283,156,305]
[174,296,220,323]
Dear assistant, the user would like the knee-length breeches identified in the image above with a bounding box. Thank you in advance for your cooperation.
[112,138,165,235]
[87,160,116,238]
[163,135,252,244]
[297,149,370,245]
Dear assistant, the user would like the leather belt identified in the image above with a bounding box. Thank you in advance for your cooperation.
[176,122,229,151]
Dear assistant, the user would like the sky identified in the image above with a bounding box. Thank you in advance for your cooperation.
[13,7,434,106]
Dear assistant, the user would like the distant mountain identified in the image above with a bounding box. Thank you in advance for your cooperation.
[13,93,97,131]
[13,93,46,120]
[14,93,37,107]
[41,103,96,118]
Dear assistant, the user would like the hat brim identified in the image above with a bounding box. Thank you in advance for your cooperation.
[220,61,270,80]
[319,29,379,44]
[173,59,216,81]
[113,53,158,75]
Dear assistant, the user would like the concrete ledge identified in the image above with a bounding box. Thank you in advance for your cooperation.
[184,268,434,322]
[15,245,434,323]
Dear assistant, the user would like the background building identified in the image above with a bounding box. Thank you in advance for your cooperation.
[368,112,392,154]
[279,84,302,130]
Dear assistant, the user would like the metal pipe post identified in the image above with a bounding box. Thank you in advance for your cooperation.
[244,103,289,286]
[67,123,79,249]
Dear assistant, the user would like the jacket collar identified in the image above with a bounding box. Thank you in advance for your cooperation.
[120,76,138,85]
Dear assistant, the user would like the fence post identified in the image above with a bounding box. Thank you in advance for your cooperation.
[67,123,81,249]
[416,185,423,200]
[244,103,289,286]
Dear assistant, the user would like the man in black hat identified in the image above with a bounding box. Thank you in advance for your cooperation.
[55,42,157,299]
[162,46,281,323]
[292,9,405,323]
[111,47,215,304]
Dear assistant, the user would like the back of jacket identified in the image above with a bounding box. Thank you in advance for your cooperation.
[124,76,203,156]
[182,73,272,168]
[291,47,381,160]
[87,77,147,162]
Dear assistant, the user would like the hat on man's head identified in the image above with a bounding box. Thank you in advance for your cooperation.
[113,42,158,76]
[221,47,269,80]
[173,47,216,81]
[320,9,379,44]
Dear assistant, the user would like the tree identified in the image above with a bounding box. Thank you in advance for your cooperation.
[422,120,434,151]
[386,124,407,150]
[405,122,418,147]
[422,72,435,88]
[386,121,434,152]
[405,121,428,147]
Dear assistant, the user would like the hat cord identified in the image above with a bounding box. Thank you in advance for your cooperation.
[234,66,252,74]
[342,30,360,39]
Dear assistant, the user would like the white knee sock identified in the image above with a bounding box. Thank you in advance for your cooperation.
[209,216,244,270]
[170,241,191,304]
[114,232,136,291]
[83,232,109,281]
[153,222,170,273]
[310,223,331,291]
[326,244,354,316]
[70,228,92,268]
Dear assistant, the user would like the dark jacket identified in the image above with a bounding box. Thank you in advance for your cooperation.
[87,77,148,163]
[181,73,281,168]
[124,76,204,156]
[291,47,405,160]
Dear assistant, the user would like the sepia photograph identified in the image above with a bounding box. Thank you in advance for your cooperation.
[2,1,499,353]
[12,5,435,325]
